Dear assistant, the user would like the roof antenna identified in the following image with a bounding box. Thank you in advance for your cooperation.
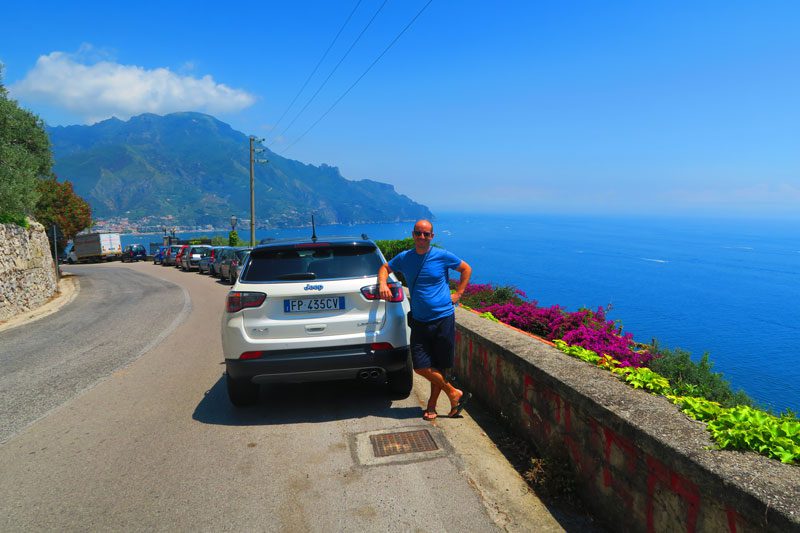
[311,214,317,242]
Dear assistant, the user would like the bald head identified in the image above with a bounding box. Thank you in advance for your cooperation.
[414,219,433,233]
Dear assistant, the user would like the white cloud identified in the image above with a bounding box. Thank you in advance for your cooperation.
[10,50,256,123]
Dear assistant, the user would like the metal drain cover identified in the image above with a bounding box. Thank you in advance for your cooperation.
[370,429,439,457]
[352,426,450,466]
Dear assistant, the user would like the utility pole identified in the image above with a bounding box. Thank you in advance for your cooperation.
[52,224,60,282]
[248,135,267,247]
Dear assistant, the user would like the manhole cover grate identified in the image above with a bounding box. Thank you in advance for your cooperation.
[369,429,439,457]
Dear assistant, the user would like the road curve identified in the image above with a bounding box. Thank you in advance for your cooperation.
[0,265,189,443]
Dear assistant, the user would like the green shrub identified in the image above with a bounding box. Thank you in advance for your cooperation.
[0,212,29,227]
[669,396,800,464]
[458,283,524,309]
[375,237,415,260]
[648,343,753,408]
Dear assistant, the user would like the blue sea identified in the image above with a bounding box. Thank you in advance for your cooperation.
[124,213,800,413]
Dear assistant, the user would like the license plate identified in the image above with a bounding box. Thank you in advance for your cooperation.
[284,296,345,313]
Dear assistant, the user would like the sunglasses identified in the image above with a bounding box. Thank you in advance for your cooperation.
[412,230,432,237]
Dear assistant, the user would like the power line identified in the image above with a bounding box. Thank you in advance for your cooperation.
[268,0,363,140]
[274,0,389,143]
[283,0,433,152]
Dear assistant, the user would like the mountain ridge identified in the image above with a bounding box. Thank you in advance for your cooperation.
[47,112,432,228]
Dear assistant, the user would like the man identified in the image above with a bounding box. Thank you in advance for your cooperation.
[378,219,472,420]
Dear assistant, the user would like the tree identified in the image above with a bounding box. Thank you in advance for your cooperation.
[34,177,92,253]
[228,230,242,247]
[0,65,53,221]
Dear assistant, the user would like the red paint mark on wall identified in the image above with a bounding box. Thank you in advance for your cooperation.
[646,455,700,533]
[521,373,567,438]
[600,427,637,510]
[475,345,496,396]
[522,374,539,425]
[725,507,745,533]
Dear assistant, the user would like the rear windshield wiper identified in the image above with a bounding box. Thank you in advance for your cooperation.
[275,272,317,280]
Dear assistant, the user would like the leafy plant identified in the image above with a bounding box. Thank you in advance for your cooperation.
[0,67,53,220]
[478,311,499,322]
[34,177,92,253]
[670,396,800,464]
[228,230,242,247]
[668,395,724,422]
[612,366,671,394]
[0,212,29,226]
[458,283,526,309]
[375,237,415,260]
[648,343,752,408]
[553,339,601,365]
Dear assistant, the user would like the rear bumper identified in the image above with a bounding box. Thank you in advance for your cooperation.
[226,345,409,384]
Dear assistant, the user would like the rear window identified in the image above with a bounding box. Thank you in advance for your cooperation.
[242,244,382,281]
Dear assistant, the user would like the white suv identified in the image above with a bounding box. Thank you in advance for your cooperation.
[220,236,412,406]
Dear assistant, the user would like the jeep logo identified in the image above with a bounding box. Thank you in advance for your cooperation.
[304,284,324,291]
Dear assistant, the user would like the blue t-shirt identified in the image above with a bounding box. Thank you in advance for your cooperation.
[389,247,463,322]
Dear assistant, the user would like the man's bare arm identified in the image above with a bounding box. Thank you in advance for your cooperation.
[450,261,472,304]
[378,263,393,300]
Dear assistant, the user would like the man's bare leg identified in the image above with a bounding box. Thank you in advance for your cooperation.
[424,380,442,420]
[415,367,463,410]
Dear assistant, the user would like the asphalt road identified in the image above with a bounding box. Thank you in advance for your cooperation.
[0,265,189,443]
[0,261,570,532]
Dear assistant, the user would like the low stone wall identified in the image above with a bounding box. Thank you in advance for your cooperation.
[0,221,58,321]
[452,308,799,533]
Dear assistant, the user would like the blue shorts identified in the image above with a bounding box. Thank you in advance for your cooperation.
[410,313,455,370]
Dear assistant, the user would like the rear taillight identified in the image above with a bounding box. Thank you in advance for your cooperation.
[361,281,404,302]
[226,291,266,313]
[240,351,264,360]
[370,342,394,351]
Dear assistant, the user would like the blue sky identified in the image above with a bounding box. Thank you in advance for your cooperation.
[2,1,799,217]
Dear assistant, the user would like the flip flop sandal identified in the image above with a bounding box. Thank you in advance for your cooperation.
[422,409,438,421]
[448,392,472,418]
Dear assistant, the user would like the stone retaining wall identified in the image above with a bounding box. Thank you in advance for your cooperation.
[0,221,57,321]
[452,308,799,533]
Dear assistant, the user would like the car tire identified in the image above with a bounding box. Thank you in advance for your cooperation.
[387,351,413,399]
[226,373,259,406]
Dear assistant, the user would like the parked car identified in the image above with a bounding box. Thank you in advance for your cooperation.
[122,244,147,262]
[173,245,190,268]
[162,245,183,266]
[180,245,211,271]
[227,249,251,284]
[220,236,412,406]
[198,246,224,275]
[153,246,168,265]
[210,246,233,277]
[217,246,249,282]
